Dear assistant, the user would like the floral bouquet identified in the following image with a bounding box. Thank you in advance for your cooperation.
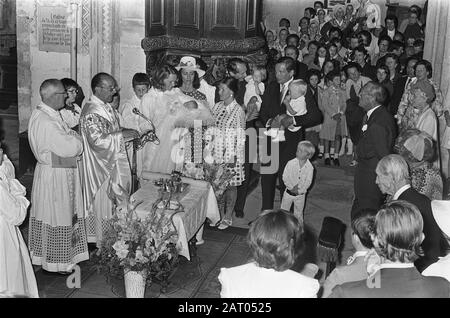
[203,161,236,202]
[93,198,179,287]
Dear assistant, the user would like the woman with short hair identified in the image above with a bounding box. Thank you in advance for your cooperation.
[218,210,319,297]
[395,129,443,200]
[60,78,82,131]
[211,77,246,230]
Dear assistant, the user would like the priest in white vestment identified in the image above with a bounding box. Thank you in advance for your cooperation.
[0,147,38,297]
[79,73,139,247]
[28,79,89,272]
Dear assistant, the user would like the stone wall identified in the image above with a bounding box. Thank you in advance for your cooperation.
[16,0,146,132]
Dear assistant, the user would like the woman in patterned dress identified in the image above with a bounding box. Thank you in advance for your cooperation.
[395,129,443,200]
[396,60,444,133]
[211,78,246,230]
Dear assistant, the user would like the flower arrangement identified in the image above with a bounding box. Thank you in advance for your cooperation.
[93,198,179,286]
[202,161,236,201]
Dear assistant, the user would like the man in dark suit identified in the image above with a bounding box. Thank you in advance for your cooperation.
[330,200,450,298]
[284,45,308,81]
[375,154,445,272]
[378,14,404,41]
[259,57,322,211]
[351,82,396,219]
[354,46,376,81]
[390,56,419,116]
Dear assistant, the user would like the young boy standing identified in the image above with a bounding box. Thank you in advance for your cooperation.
[119,73,150,132]
[281,141,315,224]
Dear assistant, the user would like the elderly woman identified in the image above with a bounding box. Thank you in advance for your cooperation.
[218,210,319,298]
[211,78,246,230]
[395,129,443,200]
[397,60,444,132]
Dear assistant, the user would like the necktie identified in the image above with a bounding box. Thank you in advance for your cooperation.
[363,113,369,125]
[405,77,411,90]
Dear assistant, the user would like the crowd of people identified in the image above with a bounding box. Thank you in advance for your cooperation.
[1,0,450,298]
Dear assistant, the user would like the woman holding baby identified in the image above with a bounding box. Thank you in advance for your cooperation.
[138,64,189,175]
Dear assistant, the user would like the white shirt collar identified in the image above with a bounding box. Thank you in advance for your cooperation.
[91,95,109,106]
[379,262,415,269]
[366,105,381,120]
[280,77,294,91]
[387,29,395,39]
[38,102,60,117]
[353,251,369,258]
[393,184,411,200]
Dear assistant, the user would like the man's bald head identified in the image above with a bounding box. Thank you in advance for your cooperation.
[91,72,118,104]
[39,79,67,110]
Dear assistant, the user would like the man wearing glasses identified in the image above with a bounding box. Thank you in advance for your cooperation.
[27,79,89,272]
[79,72,139,247]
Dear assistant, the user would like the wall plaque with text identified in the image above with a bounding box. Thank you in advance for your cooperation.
[38,6,71,53]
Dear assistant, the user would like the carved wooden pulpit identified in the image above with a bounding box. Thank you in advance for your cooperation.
[142,0,266,80]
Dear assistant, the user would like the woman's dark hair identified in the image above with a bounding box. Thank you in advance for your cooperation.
[299,17,310,27]
[247,210,304,271]
[358,30,372,46]
[385,53,401,73]
[389,40,405,52]
[279,18,291,28]
[307,68,322,82]
[196,57,208,72]
[305,7,316,18]
[285,45,300,58]
[150,64,178,90]
[132,73,150,88]
[218,77,239,96]
[328,26,343,40]
[331,37,343,46]
[384,14,399,29]
[344,62,362,76]
[354,45,368,57]
[376,64,391,83]
[409,4,422,20]
[325,69,341,84]
[321,59,335,76]
[378,35,392,47]
[314,1,324,9]
[314,44,330,66]
[226,58,247,76]
[308,40,320,50]
[178,69,201,89]
[415,59,433,78]
[61,78,78,90]
[351,211,375,249]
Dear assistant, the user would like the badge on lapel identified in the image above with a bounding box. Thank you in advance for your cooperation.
[362,124,368,132]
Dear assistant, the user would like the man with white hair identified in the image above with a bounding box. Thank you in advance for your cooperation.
[330,200,450,298]
[351,82,396,219]
[28,79,89,272]
[375,154,445,272]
